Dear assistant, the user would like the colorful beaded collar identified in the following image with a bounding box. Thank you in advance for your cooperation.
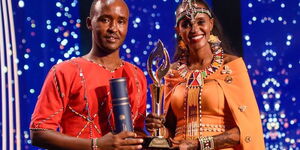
[177,35,224,86]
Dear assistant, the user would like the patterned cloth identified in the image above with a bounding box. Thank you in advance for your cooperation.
[30,57,147,138]
[164,58,265,149]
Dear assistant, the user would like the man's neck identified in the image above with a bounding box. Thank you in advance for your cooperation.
[83,48,123,71]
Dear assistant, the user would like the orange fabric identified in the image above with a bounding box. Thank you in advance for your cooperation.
[164,58,265,149]
[30,57,147,138]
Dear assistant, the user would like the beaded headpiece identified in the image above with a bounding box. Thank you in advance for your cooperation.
[176,0,212,26]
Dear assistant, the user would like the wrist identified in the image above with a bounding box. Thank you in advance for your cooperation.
[198,136,214,150]
[91,138,100,150]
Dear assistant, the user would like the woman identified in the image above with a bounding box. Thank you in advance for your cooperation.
[145,0,265,149]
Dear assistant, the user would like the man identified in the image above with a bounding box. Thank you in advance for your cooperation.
[30,0,146,149]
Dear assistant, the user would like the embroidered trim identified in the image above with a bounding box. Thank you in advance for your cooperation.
[34,107,64,128]
[53,66,64,99]
[68,60,101,138]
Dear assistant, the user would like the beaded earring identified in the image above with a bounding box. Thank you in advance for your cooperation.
[177,35,189,63]
[178,38,188,51]
[208,34,221,45]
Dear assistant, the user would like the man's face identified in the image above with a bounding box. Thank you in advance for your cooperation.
[89,0,129,53]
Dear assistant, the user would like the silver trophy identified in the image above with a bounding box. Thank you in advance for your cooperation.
[144,40,171,149]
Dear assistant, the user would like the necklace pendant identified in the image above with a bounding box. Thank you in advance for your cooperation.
[187,71,203,87]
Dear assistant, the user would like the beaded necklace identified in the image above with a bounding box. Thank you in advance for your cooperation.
[177,36,224,139]
[84,57,125,73]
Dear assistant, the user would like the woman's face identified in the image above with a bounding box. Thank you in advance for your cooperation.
[177,3,214,52]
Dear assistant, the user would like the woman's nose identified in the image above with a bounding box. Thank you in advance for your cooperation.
[190,22,199,33]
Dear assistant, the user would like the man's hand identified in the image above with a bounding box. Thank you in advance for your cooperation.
[145,113,165,133]
[98,131,144,150]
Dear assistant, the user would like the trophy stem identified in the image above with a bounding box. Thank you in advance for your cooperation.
[150,84,164,137]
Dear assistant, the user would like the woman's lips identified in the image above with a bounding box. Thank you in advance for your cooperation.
[189,34,204,43]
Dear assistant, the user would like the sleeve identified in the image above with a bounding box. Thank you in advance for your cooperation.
[218,61,265,149]
[30,64,72,131]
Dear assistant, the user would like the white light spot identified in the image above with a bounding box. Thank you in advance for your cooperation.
[247,65,252,69]
[268,68,272,72]
[39,62,44,67]
[17,70,22,75]
[286,41,291,46]
[24,54,29,59]
[275,103,280,110]
[62,21,67,26]
[288,64,292,68]
[56,12,62,17]
[57,59,63,64]
[131,39,136,44]
[248,3,253,8]
[155,24,160,30]
[30,89,35,94]
[24,65,29,70]
[50,58,55,62]
[126,48,131,53]
[264,103,270,111]
[135,17,141,23]
[18,0,25,8]
[280,3,285,8]
[61,39,68,46]
[54,28,59,33]
[64,53,70,58]
[133,57,139,63]
[287,35,292,40]
[47,25,52,30]
[40,43,46,48]
[252,16,257,21]
[75,45,79,50]
[56,2,62,8]
[244,35,250,40]
[246,41,251,46]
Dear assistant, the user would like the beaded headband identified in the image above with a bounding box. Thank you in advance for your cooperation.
[176,0,212,26]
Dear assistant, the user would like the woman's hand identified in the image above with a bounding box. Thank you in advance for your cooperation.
[98,131,143,150]
[178,140,198,150]
[145,113,165,133]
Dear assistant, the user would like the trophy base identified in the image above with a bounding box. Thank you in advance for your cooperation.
[143,136,171,150]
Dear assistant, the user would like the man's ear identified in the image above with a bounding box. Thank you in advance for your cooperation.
[86,17,92,30]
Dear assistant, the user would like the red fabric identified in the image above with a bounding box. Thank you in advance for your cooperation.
[30,57,147,138]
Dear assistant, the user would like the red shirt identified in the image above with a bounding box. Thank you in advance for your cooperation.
[30,57,147,138]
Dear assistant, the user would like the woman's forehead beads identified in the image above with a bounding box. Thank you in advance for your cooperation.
[176,0,212,26]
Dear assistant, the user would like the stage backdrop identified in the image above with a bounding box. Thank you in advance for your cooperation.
[0,0,299,149]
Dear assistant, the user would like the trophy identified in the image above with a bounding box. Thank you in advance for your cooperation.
[109,78,133,133]
[143,40,171,149]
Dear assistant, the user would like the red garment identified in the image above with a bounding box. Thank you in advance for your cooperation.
[30,57,147,138]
